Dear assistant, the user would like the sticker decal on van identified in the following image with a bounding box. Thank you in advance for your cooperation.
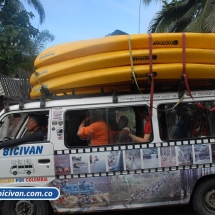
[0,179,14,183]
[10,159,35,175]
[26,177,48,182]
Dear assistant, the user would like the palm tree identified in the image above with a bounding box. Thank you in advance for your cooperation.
[29,30,55,55]
[184,0,215,32]
[23,30,54,72]
[142,0,215,33]
[1,0,45,24]
[0,1,53,75]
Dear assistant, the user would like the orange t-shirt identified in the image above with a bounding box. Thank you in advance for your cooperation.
[79,121,108,146]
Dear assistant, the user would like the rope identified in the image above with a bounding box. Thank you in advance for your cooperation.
[149,33,154,117]
[181,33,214,112]
[33,72,52,96]
[128,34,139,88]
[127,34,184,113]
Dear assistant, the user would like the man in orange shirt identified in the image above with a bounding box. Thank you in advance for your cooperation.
[77,113,109,146]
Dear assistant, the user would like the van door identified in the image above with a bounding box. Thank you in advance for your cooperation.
[0,111,55,186]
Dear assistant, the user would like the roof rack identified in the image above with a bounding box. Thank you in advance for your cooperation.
[1,70,215,111]
[34,79,215,100]
[0,70,31,111]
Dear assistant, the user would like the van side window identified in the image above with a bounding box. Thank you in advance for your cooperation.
[0,111,49,142]
[158,101,213,141]
[205,101,215,136]
[65,105,152,148]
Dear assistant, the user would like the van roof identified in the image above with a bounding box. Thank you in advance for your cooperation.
[5,89,215,112]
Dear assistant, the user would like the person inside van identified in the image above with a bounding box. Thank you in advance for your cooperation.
[123,107,151,143]
[0,114,46,149]
[117,115,129,130]
[77,110,109,146]
[116,115,130,143]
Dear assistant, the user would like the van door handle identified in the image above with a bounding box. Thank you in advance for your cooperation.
[38,159,50,164]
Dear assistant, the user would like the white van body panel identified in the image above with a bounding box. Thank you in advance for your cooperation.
[0,143,55,187]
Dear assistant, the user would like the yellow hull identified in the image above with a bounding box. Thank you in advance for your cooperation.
[30,48,215,85]
[34,33,215,68]
[32,79,212,98]
[30,63,215,98]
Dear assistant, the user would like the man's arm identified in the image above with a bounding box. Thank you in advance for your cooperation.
[77,118,87,136]
[77,117,90,137]
[123,127,151,143]
[128,133,151,143]
[0,129,45,149]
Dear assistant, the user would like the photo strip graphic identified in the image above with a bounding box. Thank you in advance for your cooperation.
[177,145,193,166]
[194,144,211,165]
[71,152,108,174]
[89,152,107,173]
[142,147,160,169]
[124,149,141,170]
[107,151,123,171]
[211,144,215,163]
[160,146,177,167]
[54,154,71,175]
[71,153,89,174]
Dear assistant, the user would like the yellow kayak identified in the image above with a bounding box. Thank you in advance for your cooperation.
[30,63,215,98]
[30,48,215,85]
[34,33,215,68]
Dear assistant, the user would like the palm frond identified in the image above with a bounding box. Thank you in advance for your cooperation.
[148,10,167,32]
[24,30,54,56]
[199,0,213,32]
[148,0,197,32]
[185,0,215,32]
[202,1,215,32]
[204,10,215,32]
[168,3,198,32]
[33,30,54,52]
[184,16,202,32]
[176,3,198,23]
[142,0,161,7]
[26,0,45,24]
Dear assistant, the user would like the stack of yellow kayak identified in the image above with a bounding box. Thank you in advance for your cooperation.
[30,33,215,98]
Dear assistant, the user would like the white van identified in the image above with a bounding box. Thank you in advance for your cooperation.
[0,77,215,215]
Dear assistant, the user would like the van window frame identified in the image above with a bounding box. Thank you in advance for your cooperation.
[157,100,215,141]
[0,109,51,142]
[64,104,153,148]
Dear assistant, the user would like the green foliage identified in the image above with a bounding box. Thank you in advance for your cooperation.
[26,0,45,24]
[142,0,162,6]
[0,3,36,76]
[184,0,215,32]
[0,1,54,77]
[144,0,215,33]
[0,0,45,24]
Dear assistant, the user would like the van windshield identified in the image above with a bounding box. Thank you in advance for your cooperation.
[0,113,28,140]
